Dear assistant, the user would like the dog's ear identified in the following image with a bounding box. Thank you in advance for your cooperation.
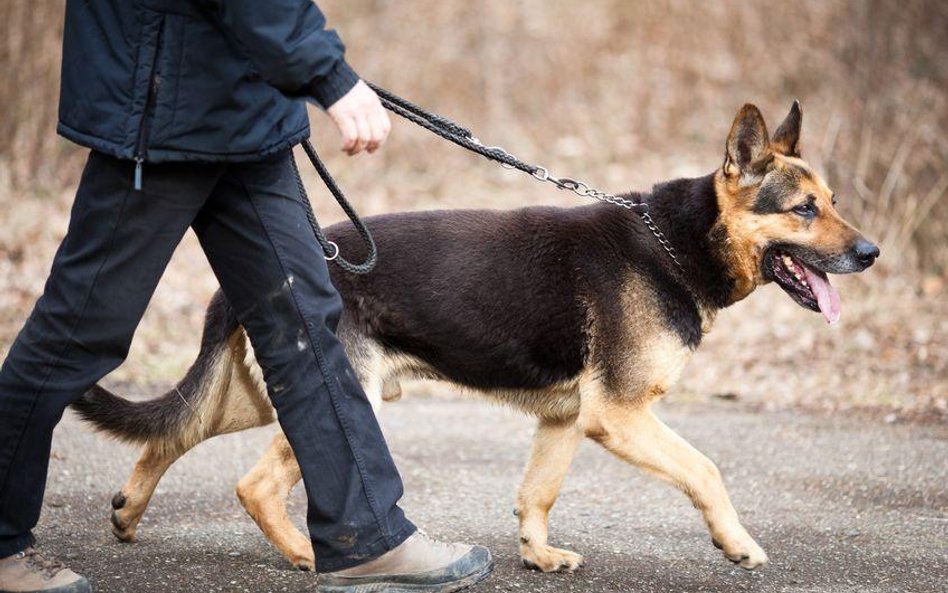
[724,104,772,181]
[772,100,802,157]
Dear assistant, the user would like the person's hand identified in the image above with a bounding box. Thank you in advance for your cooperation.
[326,80,391,156]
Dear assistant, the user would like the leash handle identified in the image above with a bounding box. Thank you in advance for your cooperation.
[294,139,378,275]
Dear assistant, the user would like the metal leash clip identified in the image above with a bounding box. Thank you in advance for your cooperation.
[550,176,589,195]
[323,241,340,261]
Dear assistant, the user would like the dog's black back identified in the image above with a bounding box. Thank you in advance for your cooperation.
[325,173,729,394]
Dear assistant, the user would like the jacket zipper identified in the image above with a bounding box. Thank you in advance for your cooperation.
[133,19,165,191]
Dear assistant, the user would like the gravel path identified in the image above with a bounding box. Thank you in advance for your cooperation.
[37,396,946,593]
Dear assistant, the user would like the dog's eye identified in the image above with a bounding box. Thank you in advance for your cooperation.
[831,194,838,206]
[792,202,817,217]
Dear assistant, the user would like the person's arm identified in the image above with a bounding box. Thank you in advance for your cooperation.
[199,0,390,154]
[200,0,357,108]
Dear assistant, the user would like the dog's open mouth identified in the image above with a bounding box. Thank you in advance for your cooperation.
[769,251,841,324]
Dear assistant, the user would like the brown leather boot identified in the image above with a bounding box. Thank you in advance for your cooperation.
[317,531,492,593]
[0,548,91,593]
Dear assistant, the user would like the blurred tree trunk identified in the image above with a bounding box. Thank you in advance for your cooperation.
[0,0,65,189]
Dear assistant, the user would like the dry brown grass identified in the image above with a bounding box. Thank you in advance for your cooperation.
[0,0,945,416]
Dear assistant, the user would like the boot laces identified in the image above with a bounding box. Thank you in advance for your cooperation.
[19,548,66,579]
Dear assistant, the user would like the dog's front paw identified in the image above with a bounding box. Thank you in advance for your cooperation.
[292,554,315,572]
[713,536,768,570]
[521,544,584,573]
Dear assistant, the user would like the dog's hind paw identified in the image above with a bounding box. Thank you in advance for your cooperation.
[109,491,139,543]
[521,544,584,573]
[110,511,137,542]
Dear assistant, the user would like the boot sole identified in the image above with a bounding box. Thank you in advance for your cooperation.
[317,559,493,593]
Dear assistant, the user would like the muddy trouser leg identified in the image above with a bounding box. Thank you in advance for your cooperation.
[0,152,221,557]
[191,151,415,572]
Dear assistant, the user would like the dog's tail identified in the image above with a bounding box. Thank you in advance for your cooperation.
[71,292,240,446]
[72,383,191,443]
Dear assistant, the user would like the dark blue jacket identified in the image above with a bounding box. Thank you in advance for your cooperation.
[58,0,359,164]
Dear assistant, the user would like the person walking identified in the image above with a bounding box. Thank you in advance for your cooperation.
[0,1,492,592]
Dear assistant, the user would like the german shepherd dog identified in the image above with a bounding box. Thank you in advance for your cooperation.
[73,102,879,573]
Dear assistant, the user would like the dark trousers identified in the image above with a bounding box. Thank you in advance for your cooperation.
[0,151,415,571]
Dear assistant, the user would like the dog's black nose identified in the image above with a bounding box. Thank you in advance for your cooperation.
[853,238,880,267]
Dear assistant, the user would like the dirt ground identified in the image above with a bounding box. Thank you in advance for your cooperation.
[38,394,947,593]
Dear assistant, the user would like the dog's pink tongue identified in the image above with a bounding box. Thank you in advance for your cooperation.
[802,266,841,324]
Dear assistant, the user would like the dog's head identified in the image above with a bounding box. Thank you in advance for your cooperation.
[714,101,879,323]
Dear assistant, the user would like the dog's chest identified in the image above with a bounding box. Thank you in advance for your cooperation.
[635,331,694,399]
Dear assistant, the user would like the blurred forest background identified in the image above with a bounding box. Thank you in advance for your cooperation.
[0,0,945,418]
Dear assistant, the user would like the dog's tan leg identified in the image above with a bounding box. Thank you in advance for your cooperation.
[110,442,183,542]
[235,431,314,571]
[517,418,585,573]
[233,335,393,570]
[581,396,767,569]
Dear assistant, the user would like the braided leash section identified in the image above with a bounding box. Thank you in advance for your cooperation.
[367,82,540,177]
[294,139,378,274]
[369,84,474,139]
